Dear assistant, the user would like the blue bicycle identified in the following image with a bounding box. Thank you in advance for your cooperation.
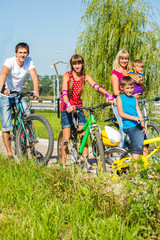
[1,85,54,164]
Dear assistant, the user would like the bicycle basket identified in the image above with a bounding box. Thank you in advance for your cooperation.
[101,126,121,146]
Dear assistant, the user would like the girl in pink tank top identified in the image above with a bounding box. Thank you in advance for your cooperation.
[60,54,113,168]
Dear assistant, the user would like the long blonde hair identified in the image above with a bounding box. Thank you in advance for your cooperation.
[69,54,85,95]
[113,49,131,72]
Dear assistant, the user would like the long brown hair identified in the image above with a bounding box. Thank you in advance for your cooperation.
[69,54,85,95]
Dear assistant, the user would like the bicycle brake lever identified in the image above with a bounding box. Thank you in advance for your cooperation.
[1,84,5,93]
[39,87,42,95]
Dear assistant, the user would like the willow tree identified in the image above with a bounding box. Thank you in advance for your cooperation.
[76,0,160,106]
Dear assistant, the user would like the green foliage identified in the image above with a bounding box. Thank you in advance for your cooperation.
[23,74,62,96]
[77,0,160,106]
[0,155,160,239]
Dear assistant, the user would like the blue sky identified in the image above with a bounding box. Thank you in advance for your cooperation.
[0,0,160,76]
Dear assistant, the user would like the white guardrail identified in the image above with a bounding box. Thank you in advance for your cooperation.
[29,100,57,111]
[29,100,160,113]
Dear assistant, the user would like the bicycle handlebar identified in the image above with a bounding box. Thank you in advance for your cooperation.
[138,96,160,103]
[1,84,42,97]
[75,102,111,111]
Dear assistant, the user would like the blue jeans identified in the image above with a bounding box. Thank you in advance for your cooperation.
[61,111,86,129]
[123,124,145,154]
[112,103,126,148]
[0,95,30,132]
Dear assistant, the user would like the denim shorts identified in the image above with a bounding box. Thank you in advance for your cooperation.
[0,95,30,132]
[61,110,86,129]
[123,124,145,154]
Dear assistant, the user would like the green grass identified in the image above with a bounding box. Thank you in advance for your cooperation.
[0,155,160,239]
[34,110,62,141]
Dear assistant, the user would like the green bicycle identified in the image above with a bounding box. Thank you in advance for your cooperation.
[57,102,111,172]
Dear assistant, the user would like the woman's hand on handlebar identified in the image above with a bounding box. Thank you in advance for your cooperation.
[108,99,115,105]
[66,105,75,113]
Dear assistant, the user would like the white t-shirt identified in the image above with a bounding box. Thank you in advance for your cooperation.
[4,56,35,93]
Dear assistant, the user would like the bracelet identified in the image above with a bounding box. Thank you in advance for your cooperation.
[93,83,98,89]
[61,90,68,94]
[97,85,103,92]
[60,93,67,99]
[105,92,114,100]
[65,101,72,108]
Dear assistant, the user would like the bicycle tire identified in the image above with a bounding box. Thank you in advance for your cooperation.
[57,128,78,163]
[57,130,63,160]
[105,147,130,174]
[16,114,54,165]
[90,130,106,172]
[147,123,160,157]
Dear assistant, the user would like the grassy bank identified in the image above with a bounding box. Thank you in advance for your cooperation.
[0,155,160,239]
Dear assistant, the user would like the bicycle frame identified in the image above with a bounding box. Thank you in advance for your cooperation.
[112,136,160,175]
[78,113,101,154]
[74,102,110,156]
[12,98,36,144]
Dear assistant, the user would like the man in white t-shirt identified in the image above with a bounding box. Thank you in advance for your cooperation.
[0,42,39,158]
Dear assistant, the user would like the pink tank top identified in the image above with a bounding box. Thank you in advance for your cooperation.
[111,69,126,95]
[111,69,125,84]
[60,71,84,112]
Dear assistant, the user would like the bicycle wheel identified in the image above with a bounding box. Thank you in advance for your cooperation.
[147,123,160,159]
[57,130,63,160]
[16,114,54,165]
[105,147,130,174]
[57,128,78,164]
[90,130,106,172]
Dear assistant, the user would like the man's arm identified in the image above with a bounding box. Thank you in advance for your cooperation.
[0,65,10,95]
[29,68,39,99]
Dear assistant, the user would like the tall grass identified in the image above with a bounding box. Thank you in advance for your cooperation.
[0,154,160,239]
